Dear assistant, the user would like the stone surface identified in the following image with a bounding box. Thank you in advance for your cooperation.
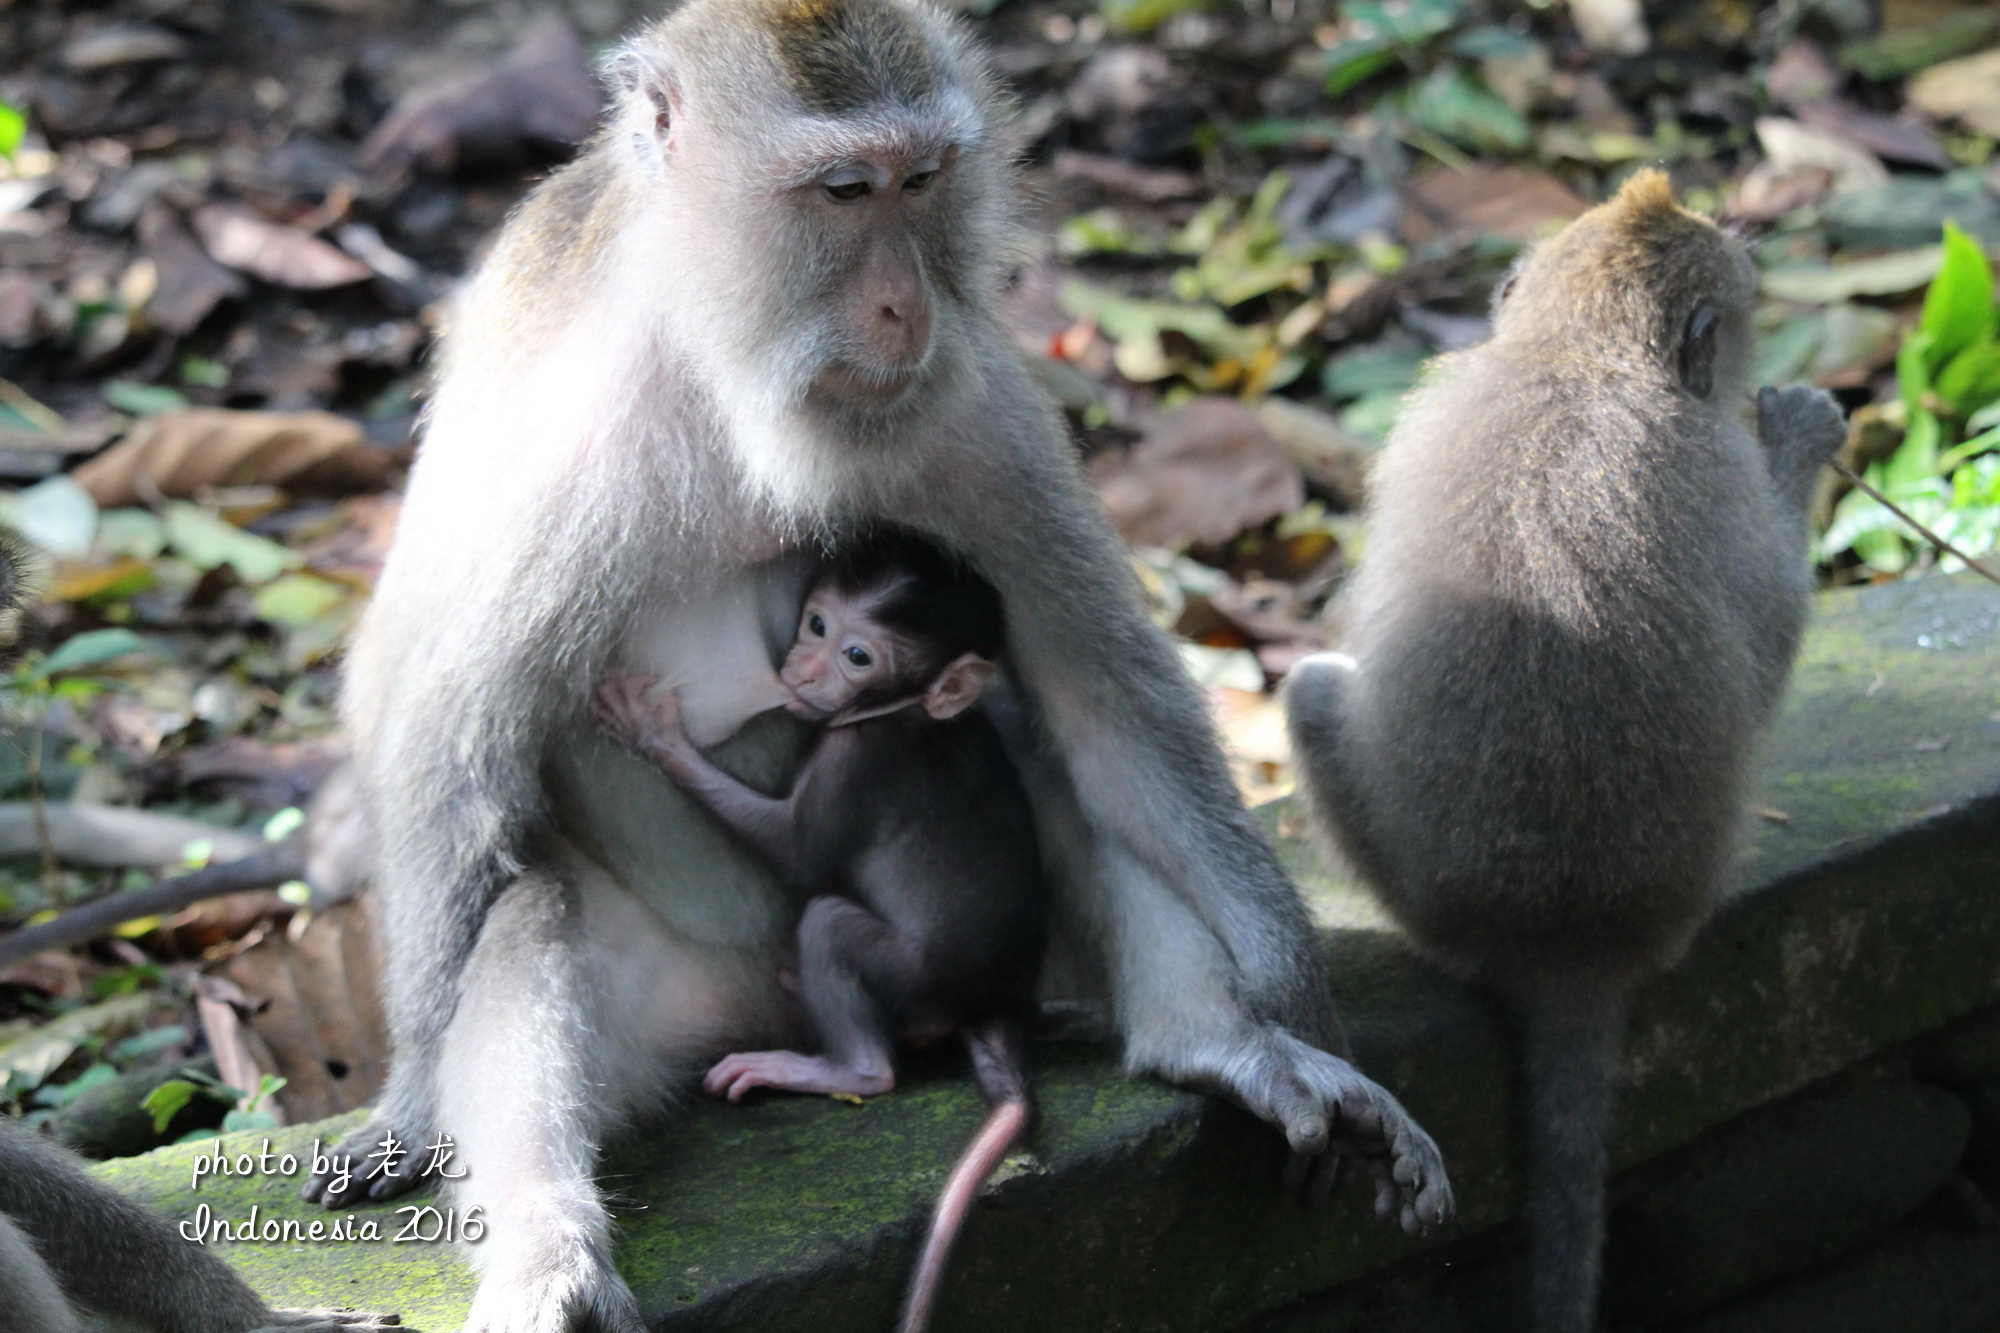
[1661,1219,2000,1333]
[1602,1075,1971,1324]
[86,574,2000,1331]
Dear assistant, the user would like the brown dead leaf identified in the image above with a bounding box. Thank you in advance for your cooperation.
[138,206,247,335]
[1909,49,2000,138]
[192,204,373,290]
[1400,166,1588,244]
[73,408,397,506]
[362,18,602,175]
[1256,399,1378,510]
[194,982,285,1121]
[223,895,387,1122]
[1090,399,1304,550]
[0,951,90,999]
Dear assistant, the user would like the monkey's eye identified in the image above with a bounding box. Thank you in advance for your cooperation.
[824,176,872,203]
[806,613,826,637]
[844,645,873,669]
[903,169,936,194]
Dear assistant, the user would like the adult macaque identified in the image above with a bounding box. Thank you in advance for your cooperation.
[0,1119,398,1333]
[1284,171,1846,1333]
[597,531,1041,1333]
[314,0,1452,1327]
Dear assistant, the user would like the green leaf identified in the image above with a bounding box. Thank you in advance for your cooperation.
[1917,223,1995,370]
[1898,328,1936,413]
[33,628,148,679]
[0,475,98,560]
[143,1078,199,1134]
[1760,246,1944,304]
[252,572,348,628]
[0,993,152,1096]
[1884,408,1943,490]
[1098,0,1203,36]
[101,380,188,416]
[1937,339,2000,418]
[221,1107,279,1132]
[1324,39,1396,95]
[1404,66,1529,153]
[163,502,303,583]
[0,102,25,161]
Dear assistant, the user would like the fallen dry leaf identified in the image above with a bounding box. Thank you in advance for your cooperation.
[138,206,247,335]
[1400,165,1589,244]
[73,408,398,506]
[195,987,286,1122]
[1909,48,2000,138]
[223,895,388,1122]
[1753,117,1890,195]
[192,204,374,290]
[362,18,602,175]
[1091,399,1305,549]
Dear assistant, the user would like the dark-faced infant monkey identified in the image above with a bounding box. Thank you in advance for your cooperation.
[1283,170,1847,1333]
[595,531,1043,1333]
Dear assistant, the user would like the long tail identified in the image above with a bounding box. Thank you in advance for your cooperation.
[898,1022,1031,1333]
[1519,977,1630,1333]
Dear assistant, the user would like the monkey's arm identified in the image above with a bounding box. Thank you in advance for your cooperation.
[594,675,808,879]
[0,1124,396,1333]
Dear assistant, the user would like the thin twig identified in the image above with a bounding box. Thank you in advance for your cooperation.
[1833,460,2000,590]
[0,840,304,969]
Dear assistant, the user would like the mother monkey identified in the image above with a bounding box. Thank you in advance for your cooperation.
[313,0,1452,1327]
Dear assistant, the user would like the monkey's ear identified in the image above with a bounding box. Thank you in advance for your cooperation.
[922,654,997,720]
[1679,305,1718,399]
[604,45,682,147]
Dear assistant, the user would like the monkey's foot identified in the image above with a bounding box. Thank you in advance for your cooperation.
[301,1120,429,1208]
[703,1050,894,1103]
[251,1309,403,1332]
[461,1243,645,1333]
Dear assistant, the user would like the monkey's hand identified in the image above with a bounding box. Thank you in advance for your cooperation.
[594,674,694,764]
[1756,384,1846,501]
[249,1309,403,1332]
[1228,1027,1455,1234]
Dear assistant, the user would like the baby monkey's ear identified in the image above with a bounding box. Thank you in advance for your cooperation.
[922,654,998,720]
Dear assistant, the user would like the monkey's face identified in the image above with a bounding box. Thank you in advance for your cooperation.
[780,588,905,718]
[613,0,1002,443]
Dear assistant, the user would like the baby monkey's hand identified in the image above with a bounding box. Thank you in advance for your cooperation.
[594,675,692,761]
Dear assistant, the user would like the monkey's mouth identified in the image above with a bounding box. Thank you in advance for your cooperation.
[782,694,833,720]
[816,359,925,403]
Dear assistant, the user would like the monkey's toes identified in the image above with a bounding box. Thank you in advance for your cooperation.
[253,1309,403,1332]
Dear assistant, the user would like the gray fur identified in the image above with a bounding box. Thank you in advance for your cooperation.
[313,1,1451,1326]
[1284,172,1846,1333]
[0,1119,396,1333]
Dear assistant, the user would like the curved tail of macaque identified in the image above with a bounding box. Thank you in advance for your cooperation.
[898,1022,1031,1333]
[1519,977,1630,1333]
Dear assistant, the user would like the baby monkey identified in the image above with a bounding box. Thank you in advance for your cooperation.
[595,531,1045,1333]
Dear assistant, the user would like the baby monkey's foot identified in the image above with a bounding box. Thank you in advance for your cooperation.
[703,1051,895,1102]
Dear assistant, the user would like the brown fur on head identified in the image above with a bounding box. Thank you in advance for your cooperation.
[1492,169,1756,405]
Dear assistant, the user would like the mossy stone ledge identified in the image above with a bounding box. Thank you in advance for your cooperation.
[88,573,2000,1332]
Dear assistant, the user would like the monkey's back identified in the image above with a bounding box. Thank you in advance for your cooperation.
[1332,347,1798,984]
[798,711,1050,1019]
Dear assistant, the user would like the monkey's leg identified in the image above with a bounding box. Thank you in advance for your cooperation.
[435,871,650,1333]
[704,896,918,1102]
[0,1212,77,1333]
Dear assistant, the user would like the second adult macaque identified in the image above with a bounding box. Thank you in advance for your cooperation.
[1284,171,1847,1333]
[595,534,1042,1333]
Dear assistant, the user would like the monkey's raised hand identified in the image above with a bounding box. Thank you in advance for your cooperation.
[1756,383,1848,510]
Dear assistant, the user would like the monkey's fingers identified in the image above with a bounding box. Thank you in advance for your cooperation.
[252,1308,402,1331]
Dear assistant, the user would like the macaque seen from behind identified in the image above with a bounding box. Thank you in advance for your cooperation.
[595,532,1043,1332]
[1284,170,1847,1333]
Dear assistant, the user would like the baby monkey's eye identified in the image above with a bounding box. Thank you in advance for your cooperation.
[807,613,826,637]
[825,178,871,202]
[844,646,873,668]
